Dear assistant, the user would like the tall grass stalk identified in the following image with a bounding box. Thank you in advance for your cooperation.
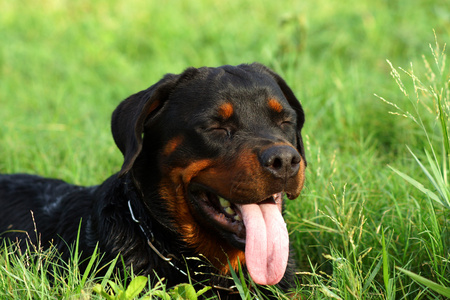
[378,33,450,209]
[377,33,450,297]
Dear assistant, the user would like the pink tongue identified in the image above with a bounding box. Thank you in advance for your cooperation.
[239,200,289,285]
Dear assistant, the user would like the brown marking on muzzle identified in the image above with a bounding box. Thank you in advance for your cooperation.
[194,146,304,203]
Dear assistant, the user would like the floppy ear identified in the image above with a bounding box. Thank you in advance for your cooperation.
[111,73,180,176]
[251,63,307,165]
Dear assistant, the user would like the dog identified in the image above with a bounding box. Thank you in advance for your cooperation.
[0,63,306,298]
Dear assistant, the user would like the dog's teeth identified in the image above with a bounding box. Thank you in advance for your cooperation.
[224,207,235,215]
[234,215,242,221]
[219,197,231,208]
[273,193,282,203]
[219,197,237,216]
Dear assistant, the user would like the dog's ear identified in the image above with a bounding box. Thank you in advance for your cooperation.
[250,63,307,165]
[111,73,180,176]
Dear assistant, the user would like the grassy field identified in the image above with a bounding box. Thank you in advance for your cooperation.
[1,0,449,299]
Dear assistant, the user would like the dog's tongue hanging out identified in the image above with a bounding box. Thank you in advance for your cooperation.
[238,196,289,285]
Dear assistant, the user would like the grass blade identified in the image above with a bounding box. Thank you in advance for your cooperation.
[125,276,148,299]
[381,230,389,293]
[79,244,99,289]
[389,166,441,204]
[228,258,248,299]
[362,257,382,292]
[382,230,396,299]
[397,267,450,297]
[424,149,450,208]
[100,255,119,288]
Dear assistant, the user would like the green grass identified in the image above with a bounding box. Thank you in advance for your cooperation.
[1,0,449,299]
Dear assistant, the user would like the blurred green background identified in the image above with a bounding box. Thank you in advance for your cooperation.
[1,0,448,181]
[1,0,449,298]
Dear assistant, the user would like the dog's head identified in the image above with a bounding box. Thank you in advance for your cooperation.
[111,63,306,285]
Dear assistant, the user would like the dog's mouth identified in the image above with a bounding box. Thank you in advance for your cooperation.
[188,184,290,285]
[188,184,249,247]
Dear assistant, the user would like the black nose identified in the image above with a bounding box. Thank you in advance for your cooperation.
[260,145,301,179]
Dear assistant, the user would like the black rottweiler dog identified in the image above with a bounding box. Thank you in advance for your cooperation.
[0,63,306,298]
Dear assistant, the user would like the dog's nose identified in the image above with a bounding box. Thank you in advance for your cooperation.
[260,145,301,179]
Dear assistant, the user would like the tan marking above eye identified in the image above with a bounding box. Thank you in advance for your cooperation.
[218,102,234,119]
[268,98,283,113]
[162,136,184,157]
